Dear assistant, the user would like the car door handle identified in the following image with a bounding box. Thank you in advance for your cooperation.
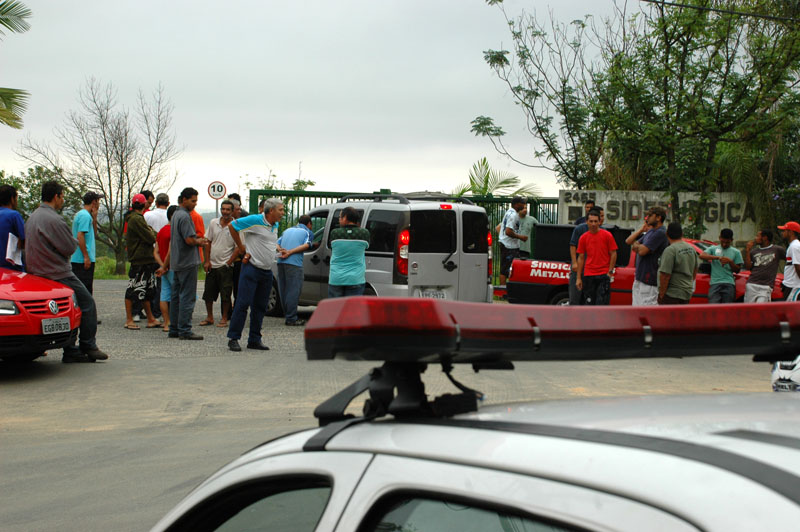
[443,261,458,272]
[310,255,320,264]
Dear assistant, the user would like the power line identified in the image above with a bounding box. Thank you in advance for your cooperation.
[641,0,800,24]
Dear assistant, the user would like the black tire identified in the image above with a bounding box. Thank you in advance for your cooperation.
[266,279,284,317]
[363,285,377,297]
[548,290,570,306]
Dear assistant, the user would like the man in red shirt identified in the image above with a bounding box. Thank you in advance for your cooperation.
[576,210,618,305]
[154,206,177,332]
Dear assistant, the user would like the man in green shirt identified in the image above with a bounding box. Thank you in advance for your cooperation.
[518,207,538,259]
[699,228,743,303]
[658,222,699,304]
[328,207,371,298]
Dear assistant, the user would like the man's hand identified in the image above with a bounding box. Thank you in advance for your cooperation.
[84,257,91,270]
[196,237,209,246]
[156,266,167,277]
[242,253,251,265]
[204,261,211,273]
[746,239,755,252]
[571,261,578,272]
[657,293,665,304]
[576,278,583,291]
[720,256,732,266]
[518,234,528,242]
[279,249,290,259]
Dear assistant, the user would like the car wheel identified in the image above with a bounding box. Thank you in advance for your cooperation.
[548,291,570,306]
[363,286,377,297]
[266,279,284,317]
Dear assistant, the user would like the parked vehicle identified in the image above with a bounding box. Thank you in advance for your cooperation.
[153,297,800,532]
[507,223,783,305]
[0,268,82,362]
[268,193,493,315]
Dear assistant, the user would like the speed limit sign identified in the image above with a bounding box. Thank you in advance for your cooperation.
[208,181,227,200]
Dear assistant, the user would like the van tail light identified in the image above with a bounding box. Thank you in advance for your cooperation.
[397,229,410,276]
[487,231,493,279]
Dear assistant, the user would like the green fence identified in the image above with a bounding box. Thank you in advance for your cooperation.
[248,189,559,285]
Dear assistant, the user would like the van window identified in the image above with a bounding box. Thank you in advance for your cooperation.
[462,211,488,254]
[308,211,329,248]
[409,210,456,253]
[365,210,404,252]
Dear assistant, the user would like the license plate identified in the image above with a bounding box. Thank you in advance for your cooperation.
[42,317,70,335]
[421,289,446,299]
[774,381,799,392]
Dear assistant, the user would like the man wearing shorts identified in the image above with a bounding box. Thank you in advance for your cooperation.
[124,194,160,329]
[780,221,800,302]
[200,200,238,327]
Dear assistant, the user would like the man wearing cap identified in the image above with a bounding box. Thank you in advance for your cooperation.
[26,180,107,362]
[625,206,668,305]
[124,193,160,329]
[779,221,800,301]
[71,191,103,294]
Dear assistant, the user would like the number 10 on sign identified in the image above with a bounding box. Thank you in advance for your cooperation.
[208,181,227,216]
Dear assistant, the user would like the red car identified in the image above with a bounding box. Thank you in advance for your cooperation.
[507,224,784,305]
[0,268,82,362]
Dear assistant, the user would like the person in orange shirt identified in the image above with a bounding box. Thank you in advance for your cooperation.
[190,207,205,262]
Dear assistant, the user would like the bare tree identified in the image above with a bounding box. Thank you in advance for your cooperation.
[17,78,181,273]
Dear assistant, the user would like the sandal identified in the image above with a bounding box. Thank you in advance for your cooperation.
[216,321,228,328]
[124,324,141,330]
[199,319,214,326]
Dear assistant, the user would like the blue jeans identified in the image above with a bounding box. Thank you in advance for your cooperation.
[278,263,303,323]
[227,262,272,343]
[55,273,98,354]
[709,283,735,303]
[169,268,198,337]
[327,283,365,298]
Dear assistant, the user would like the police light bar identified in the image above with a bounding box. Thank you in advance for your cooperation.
[305,298,800,363]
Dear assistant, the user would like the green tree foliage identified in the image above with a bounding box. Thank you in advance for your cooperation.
[453,157,539,197]
[0,166,81,220]
[0,0,31,129]
[479,0,800,233]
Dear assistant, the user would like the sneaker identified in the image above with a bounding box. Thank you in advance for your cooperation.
[179,333,204,340]
[228,339,242,352]
[133,314,141,323]
[285,319,306,326]
[82,347,109,361]
[246,341,270,351]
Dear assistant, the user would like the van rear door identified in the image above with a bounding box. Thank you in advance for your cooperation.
[459,209,492,302]
[407,208,458,299]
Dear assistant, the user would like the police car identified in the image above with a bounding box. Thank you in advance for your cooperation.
[152,298,800,531]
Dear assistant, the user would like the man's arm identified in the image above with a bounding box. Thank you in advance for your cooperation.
[625,221,648,246]
[280,242,310,258]
[744,240,755,270]
[228,224,249,263]
[569,245,578,272]
[608,250,617,275]
[503,226,528,241]
[658,272,671,303]
[576,254,585,291]
[76,231,91,269]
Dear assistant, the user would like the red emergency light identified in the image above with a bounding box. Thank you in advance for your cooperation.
[305,298,800,363]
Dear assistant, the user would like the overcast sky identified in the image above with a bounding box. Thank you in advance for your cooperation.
[1,0,602,211]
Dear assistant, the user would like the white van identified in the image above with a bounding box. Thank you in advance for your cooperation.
[268,194,493,314]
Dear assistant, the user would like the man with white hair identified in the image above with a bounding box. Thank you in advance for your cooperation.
[226,197,285,352]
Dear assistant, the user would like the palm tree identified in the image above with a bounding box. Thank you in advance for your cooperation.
[0,0,31,129]
[454,157,539,198]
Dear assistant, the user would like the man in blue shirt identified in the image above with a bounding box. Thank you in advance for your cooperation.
[71,191,103,294]
[277,215,313,326]
[0,184,25,271]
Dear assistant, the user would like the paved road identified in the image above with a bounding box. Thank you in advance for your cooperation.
[0,280,772,531]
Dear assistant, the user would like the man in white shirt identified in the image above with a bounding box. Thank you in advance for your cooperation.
[779,221,800,301]
[200,200,238,327]
[144,193,170,233]
[498,196,528,286]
